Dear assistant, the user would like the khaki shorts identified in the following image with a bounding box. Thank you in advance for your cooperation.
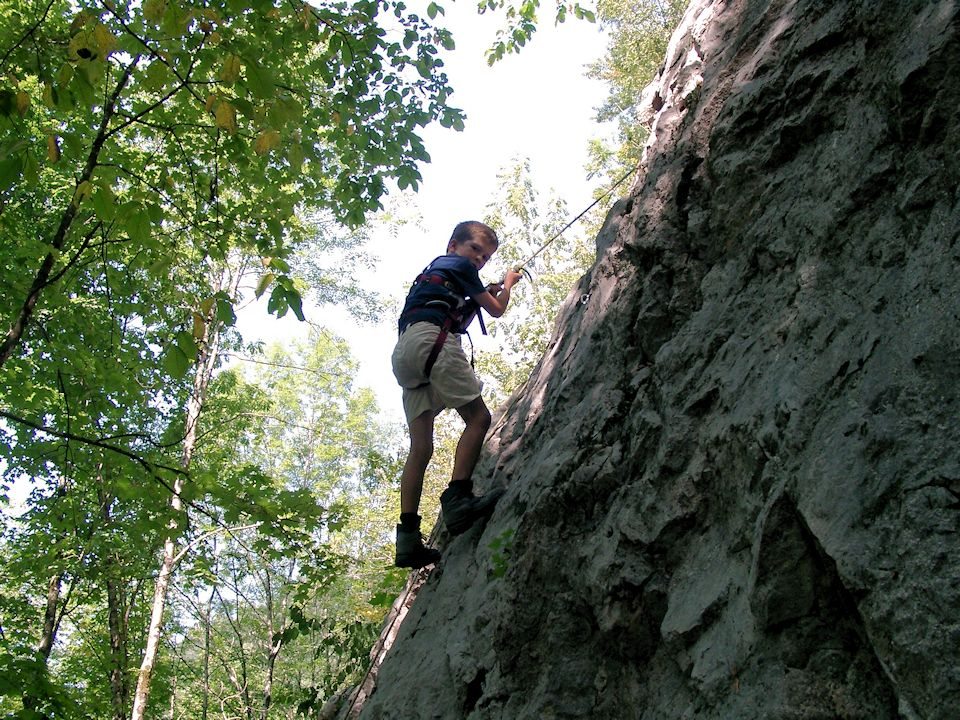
[391,322,482,424]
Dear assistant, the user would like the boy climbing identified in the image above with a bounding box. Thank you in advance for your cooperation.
[391,220,524,569]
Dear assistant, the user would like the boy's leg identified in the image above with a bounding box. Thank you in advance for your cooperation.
[440,396,504,536]
[396,410,441,569]
[400,409,436,514]
[451,396,491,483]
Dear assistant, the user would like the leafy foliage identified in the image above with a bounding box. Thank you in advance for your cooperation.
[479,0,597,64]
[0,1,462,714]
[0,0,464,370]
[476,158,593,402]
[586,0,689,172]
[159,332,406,718]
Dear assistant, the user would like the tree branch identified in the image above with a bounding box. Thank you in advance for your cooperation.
[0,0,56,69]
[0,58,138,367]
[0,408,188,479]
[172,523,259,565]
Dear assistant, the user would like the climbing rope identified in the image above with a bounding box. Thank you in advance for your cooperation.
[514,164,636,272]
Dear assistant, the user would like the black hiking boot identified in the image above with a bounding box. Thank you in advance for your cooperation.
[440,481,505,536]
[395,525,441,569]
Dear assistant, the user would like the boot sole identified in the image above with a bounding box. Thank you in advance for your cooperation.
[395,551,441,569]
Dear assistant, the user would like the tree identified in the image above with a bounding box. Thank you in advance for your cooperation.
[476,158,593,403]
[1,2,459,714]
[478,0,598,64]
[586,0,689,172]
[159,332,407,718]
[0,0,463,367]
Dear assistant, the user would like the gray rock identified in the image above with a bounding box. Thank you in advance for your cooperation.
[358,0,960,717]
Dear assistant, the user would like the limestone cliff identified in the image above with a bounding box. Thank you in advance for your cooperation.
[357,0,960,717]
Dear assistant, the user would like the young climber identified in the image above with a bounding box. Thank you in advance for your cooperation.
[391,220,524,568]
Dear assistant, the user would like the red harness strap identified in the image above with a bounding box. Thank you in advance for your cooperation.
[422,316,453,379]
[400,273,485,384]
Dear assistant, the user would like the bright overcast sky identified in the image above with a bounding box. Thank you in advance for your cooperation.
[239,4,613,422]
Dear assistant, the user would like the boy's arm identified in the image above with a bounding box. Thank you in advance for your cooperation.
[474,270,523,318]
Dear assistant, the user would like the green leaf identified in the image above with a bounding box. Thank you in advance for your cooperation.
[176,330,198,358]
[143,60,168,91]
[265,256,290,272]
[91,186,116,222]
[0,154,22,190]
[369,591,397,607]
[267,284,288,318]
[56,62,73,86]
[71,65,97,107]
[21,151,39,184]
[339,40,353,66]
[163,345,190,377]
[0,89,15,116]
[286,286,305,321]
[146,202,164,223]
[287,142,304,173]
[215,295,237,326]
[125,205,152,244]
[255,272,275,298]
[148,255,173,276]
[245,61,275,99]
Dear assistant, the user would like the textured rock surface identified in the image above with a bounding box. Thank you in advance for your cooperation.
[360,0,960,717]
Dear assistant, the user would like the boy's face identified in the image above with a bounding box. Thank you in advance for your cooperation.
[447,236,497,270]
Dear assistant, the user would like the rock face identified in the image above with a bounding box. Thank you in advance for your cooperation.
[360,0,960,718]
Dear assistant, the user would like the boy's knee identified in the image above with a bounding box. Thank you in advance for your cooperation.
[468,404,491,431]
[410,435,434,459]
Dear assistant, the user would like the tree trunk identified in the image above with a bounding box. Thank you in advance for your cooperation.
[201,550,218,720]
[167,670,177,720]
[36,573,63,660]
[260,636,283,720]
[95,462,132,720]
[19,573,65,718]
[260,572,279,720]
[106,577,129,719]
[130,270,228,720]
[223,563,255,720]
[22,474,70,715]
[131,502,182,720]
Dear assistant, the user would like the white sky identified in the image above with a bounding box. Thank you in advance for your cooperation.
[237,4,613,423]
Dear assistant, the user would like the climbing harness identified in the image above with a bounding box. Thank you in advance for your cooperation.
[399,269,487,384]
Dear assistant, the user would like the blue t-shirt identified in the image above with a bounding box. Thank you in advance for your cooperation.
[398,255,487,333]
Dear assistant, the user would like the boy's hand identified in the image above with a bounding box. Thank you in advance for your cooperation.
[477,270,524,317]
[503,269,524,289]
[487,271,522,297]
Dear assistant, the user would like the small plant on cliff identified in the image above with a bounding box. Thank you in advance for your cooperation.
[489,528,516,578]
